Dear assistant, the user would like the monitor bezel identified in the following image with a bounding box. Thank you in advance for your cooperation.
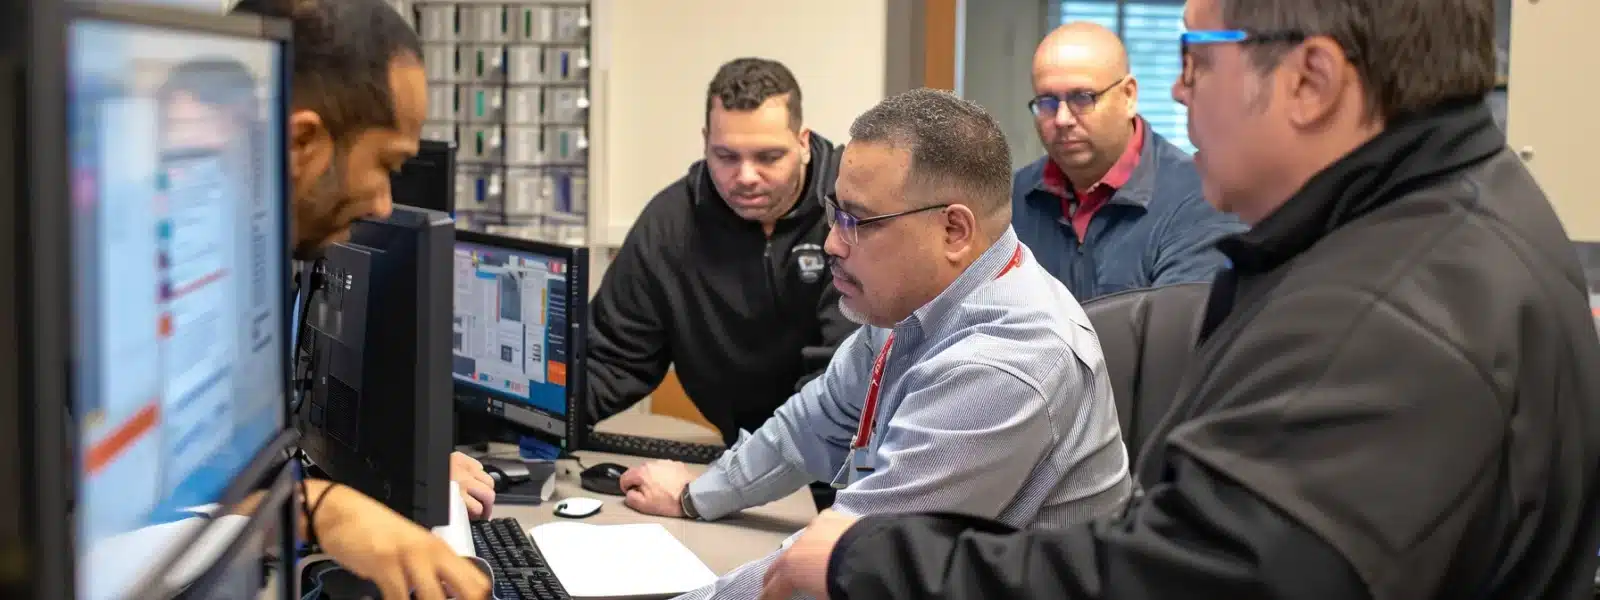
[9,0,74,597]
[53,3,299,600]
[452,229,589,449]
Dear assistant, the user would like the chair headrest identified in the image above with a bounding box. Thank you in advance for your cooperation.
[1082,282,1212,457]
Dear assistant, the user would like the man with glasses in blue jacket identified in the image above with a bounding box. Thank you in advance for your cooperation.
[1013,21,1242,301]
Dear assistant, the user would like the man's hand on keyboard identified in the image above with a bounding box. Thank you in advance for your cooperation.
[618,460,694,517]
[309,480,491,600]
[450,451,497,519]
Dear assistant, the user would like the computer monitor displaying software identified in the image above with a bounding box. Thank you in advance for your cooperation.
[66,12,287,600]
[452,230,588,442]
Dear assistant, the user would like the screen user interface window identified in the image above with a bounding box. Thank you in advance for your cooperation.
[452,241,572,432]
[67,17,286,600]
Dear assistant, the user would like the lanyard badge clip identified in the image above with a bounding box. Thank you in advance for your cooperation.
[830,450,854,490]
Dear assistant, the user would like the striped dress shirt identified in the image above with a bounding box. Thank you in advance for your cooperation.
[677,227,1132,599]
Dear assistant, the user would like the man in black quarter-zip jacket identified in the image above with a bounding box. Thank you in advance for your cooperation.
[584,58,854,454]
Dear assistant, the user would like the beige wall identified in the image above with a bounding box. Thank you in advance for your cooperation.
[1508,0,1600,241]
[588,0,892,247]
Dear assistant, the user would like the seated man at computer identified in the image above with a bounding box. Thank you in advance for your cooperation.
[620,90,1131,599]
[584,57,855,446]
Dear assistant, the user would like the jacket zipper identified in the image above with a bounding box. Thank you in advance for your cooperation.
[762,237,781,312]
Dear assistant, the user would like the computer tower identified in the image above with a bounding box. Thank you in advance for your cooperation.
[299,206,454,527]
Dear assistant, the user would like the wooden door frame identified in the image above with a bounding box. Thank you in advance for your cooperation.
[886,0,961,94]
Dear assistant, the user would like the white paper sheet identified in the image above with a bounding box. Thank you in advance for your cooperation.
[528,522,717,599]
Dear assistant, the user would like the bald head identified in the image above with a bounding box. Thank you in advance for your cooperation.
[1034,22,1128,83]
[1029,21,1140,192]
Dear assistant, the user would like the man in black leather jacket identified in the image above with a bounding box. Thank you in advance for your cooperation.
[758,1,1600,598]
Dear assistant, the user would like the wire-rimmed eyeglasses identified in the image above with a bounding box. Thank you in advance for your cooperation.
[824,195,949,246]
[1028,74,1129,118]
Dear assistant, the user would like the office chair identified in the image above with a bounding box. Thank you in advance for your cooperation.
[1082,282,1211,462]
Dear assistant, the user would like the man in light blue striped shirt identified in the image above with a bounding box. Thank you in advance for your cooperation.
[619,89,1131,599]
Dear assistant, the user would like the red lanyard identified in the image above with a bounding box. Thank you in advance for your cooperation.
[851,244,1026,450]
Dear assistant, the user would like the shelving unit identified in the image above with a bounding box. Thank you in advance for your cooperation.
[387,0,593,247]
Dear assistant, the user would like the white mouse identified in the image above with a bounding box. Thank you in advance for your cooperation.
[553,497,604,519]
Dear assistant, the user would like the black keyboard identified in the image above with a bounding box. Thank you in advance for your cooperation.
[586,431,726,464]
[470,518,570,600]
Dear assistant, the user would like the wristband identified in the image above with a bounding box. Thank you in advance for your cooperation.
[679,489,701,520]
[304,481,340,548]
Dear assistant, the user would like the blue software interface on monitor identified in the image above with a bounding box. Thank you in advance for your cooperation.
[452,241,571,435]
[67,18,286,600]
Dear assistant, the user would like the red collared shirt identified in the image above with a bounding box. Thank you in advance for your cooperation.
[1041,118,1145,241]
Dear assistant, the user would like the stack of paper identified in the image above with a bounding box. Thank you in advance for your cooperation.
[528,522,717,599]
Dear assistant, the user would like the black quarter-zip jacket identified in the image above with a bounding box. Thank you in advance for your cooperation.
[583,132,855,445]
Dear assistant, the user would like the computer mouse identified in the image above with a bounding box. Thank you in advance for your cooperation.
[553,497,604,519]
[579,462,628,496]
[481,458,531,493]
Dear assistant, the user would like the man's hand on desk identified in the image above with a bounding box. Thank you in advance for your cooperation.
[618,460,695,517]
[307,480,491,600]
[450,452,497,519]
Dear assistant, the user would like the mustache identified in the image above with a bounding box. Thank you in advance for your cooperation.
[828,257,858,285]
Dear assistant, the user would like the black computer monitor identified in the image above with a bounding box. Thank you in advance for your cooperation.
[297,206,454,527]
[392,139,457,214]
[451,230,589,447]
[1,2,299,599]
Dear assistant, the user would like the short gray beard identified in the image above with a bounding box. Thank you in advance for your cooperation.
[838,298,870,326]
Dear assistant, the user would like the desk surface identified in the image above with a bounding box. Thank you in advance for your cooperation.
[488,412,816,575]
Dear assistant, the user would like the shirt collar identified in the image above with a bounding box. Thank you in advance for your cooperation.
[895,227,1023,343]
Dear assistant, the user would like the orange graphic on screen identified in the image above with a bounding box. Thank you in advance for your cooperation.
[84,402,160,476]
[549,361,567,387]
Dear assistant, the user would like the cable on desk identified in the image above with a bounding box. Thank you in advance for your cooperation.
[300,561,341,600]
[558,452,587,472]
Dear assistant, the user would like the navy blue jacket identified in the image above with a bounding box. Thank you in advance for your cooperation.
[1011,124,1243,301]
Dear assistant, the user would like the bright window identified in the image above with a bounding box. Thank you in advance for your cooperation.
[1060,1,1192,153]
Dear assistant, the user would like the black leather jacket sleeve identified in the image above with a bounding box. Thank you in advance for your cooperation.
[827,454,1370,600]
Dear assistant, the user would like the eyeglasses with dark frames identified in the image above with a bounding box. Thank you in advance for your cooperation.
[1178,29,1310,87]
[1028,74,1130,119]
[825,195,950,246]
